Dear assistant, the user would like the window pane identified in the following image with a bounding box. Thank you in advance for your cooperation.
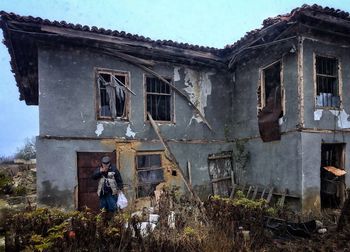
[137,184,158,197]
[150,155,161,166]
[137,169,164,184]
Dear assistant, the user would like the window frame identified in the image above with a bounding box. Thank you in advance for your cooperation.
[143,74,175,123]
[95,68,131,121]
[313,53,342,109]
[135,152,164,198]
[258,59,285,115]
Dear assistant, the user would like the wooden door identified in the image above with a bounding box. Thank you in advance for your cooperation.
[208,152,233,197]
[77,152,115,212]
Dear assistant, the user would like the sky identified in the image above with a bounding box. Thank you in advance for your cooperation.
[0,0,349,156]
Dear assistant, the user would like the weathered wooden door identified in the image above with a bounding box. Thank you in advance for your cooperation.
[77,152,115,212]
[208,152,233,197]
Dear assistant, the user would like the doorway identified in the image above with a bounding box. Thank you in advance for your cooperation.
[320,143,346,209]
[77,152,116,212]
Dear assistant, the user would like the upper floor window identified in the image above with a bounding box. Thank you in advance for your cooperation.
[145,76,173,122]
[258,61,283,116]
[96,70,129,120]
[315,56,340,108]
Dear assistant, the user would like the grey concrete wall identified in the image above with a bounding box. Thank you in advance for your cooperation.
[36,137,233,209]
[38,45,231,141]
[36,44,234,209]
[238,132,302,196]
[230,42,302,198]
[301,132,350,213]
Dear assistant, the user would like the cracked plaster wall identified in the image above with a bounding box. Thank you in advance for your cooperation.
[37,45,233,209]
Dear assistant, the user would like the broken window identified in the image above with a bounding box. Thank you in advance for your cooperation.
[136,154,164,198]
[258,61,283,142]
[315,56,340,108]
[208,152,233,197]
[145,77,172,121]
[320,143,346,209]
[97,70,129,120]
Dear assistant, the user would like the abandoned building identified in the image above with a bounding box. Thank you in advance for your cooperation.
[1,4,350,213]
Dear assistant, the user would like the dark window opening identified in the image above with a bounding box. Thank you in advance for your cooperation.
[316,56,340,108]
[146,77,172,121]
[258,61,283,142]
[320,143,346,209]
[97,71,128,119]
[136,154,164,198]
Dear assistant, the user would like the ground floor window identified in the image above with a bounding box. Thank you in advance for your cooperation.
[136,153,164,198]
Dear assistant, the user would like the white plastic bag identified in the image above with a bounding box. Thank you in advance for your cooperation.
[117,192,128,209]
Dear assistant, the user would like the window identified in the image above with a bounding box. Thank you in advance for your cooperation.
[96,70,129,120]
[136,154,164,198]
[258,61,283,115]
[315,56,340,108]
[145,76,173,121]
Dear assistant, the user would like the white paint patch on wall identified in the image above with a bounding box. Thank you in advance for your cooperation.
[174,67,181,82]
[314,108,350,128]
[330,109,350,128]
[125,124,136,138]
[183,68,213,124]
[95,123,104,136]
[314,109,323,121]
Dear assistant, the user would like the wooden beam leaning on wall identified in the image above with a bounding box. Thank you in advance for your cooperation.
[147,112,208,222]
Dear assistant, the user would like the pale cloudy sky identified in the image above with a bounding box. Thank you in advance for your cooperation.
[0,0,349,156]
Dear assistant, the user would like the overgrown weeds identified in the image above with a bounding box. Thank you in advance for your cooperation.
[4,187,350,251]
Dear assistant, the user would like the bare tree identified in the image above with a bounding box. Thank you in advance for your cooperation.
[15,137,36,160]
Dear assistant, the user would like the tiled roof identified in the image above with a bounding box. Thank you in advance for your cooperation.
[225,4,350,50]
[0,11,220,53]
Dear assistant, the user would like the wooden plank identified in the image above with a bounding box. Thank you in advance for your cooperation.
[260,187,266,199]
[230,171,236,199]
[187,161,192,185]
[246,186,252,198]
[40,25,223,62]
[208,154,232,160]
[210,176,231,183]
[278,188,287,207]
[252,186,258,200]
[266,187,274,203]
[147,112,204,208]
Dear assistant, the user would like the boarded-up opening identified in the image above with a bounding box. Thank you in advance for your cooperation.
[320,143,346,209]
[208,152,233,197]
[77,152,116,212]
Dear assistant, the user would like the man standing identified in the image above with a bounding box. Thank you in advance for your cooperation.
[92,156,124,212]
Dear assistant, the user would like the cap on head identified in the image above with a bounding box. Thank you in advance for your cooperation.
[101,156,111,164]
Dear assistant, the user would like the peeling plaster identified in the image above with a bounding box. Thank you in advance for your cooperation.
[95,123,104,136]
[183,68,213,124]
[330,109,350,128]
[313,109,323,121]
[125,124,136,138]
[174,67,181,82]
[313,109,350,128]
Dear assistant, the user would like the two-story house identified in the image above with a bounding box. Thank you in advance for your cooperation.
[1,4,350,213]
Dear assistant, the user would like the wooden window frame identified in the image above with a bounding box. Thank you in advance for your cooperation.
[95,68,130,121]
[135,152,165,198]
[143,74,175,123]
[313,53,342,109]
[258,60,285,115]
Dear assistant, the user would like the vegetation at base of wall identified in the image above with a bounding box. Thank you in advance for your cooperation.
[0,172,12,195]
[4,187,350,251]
